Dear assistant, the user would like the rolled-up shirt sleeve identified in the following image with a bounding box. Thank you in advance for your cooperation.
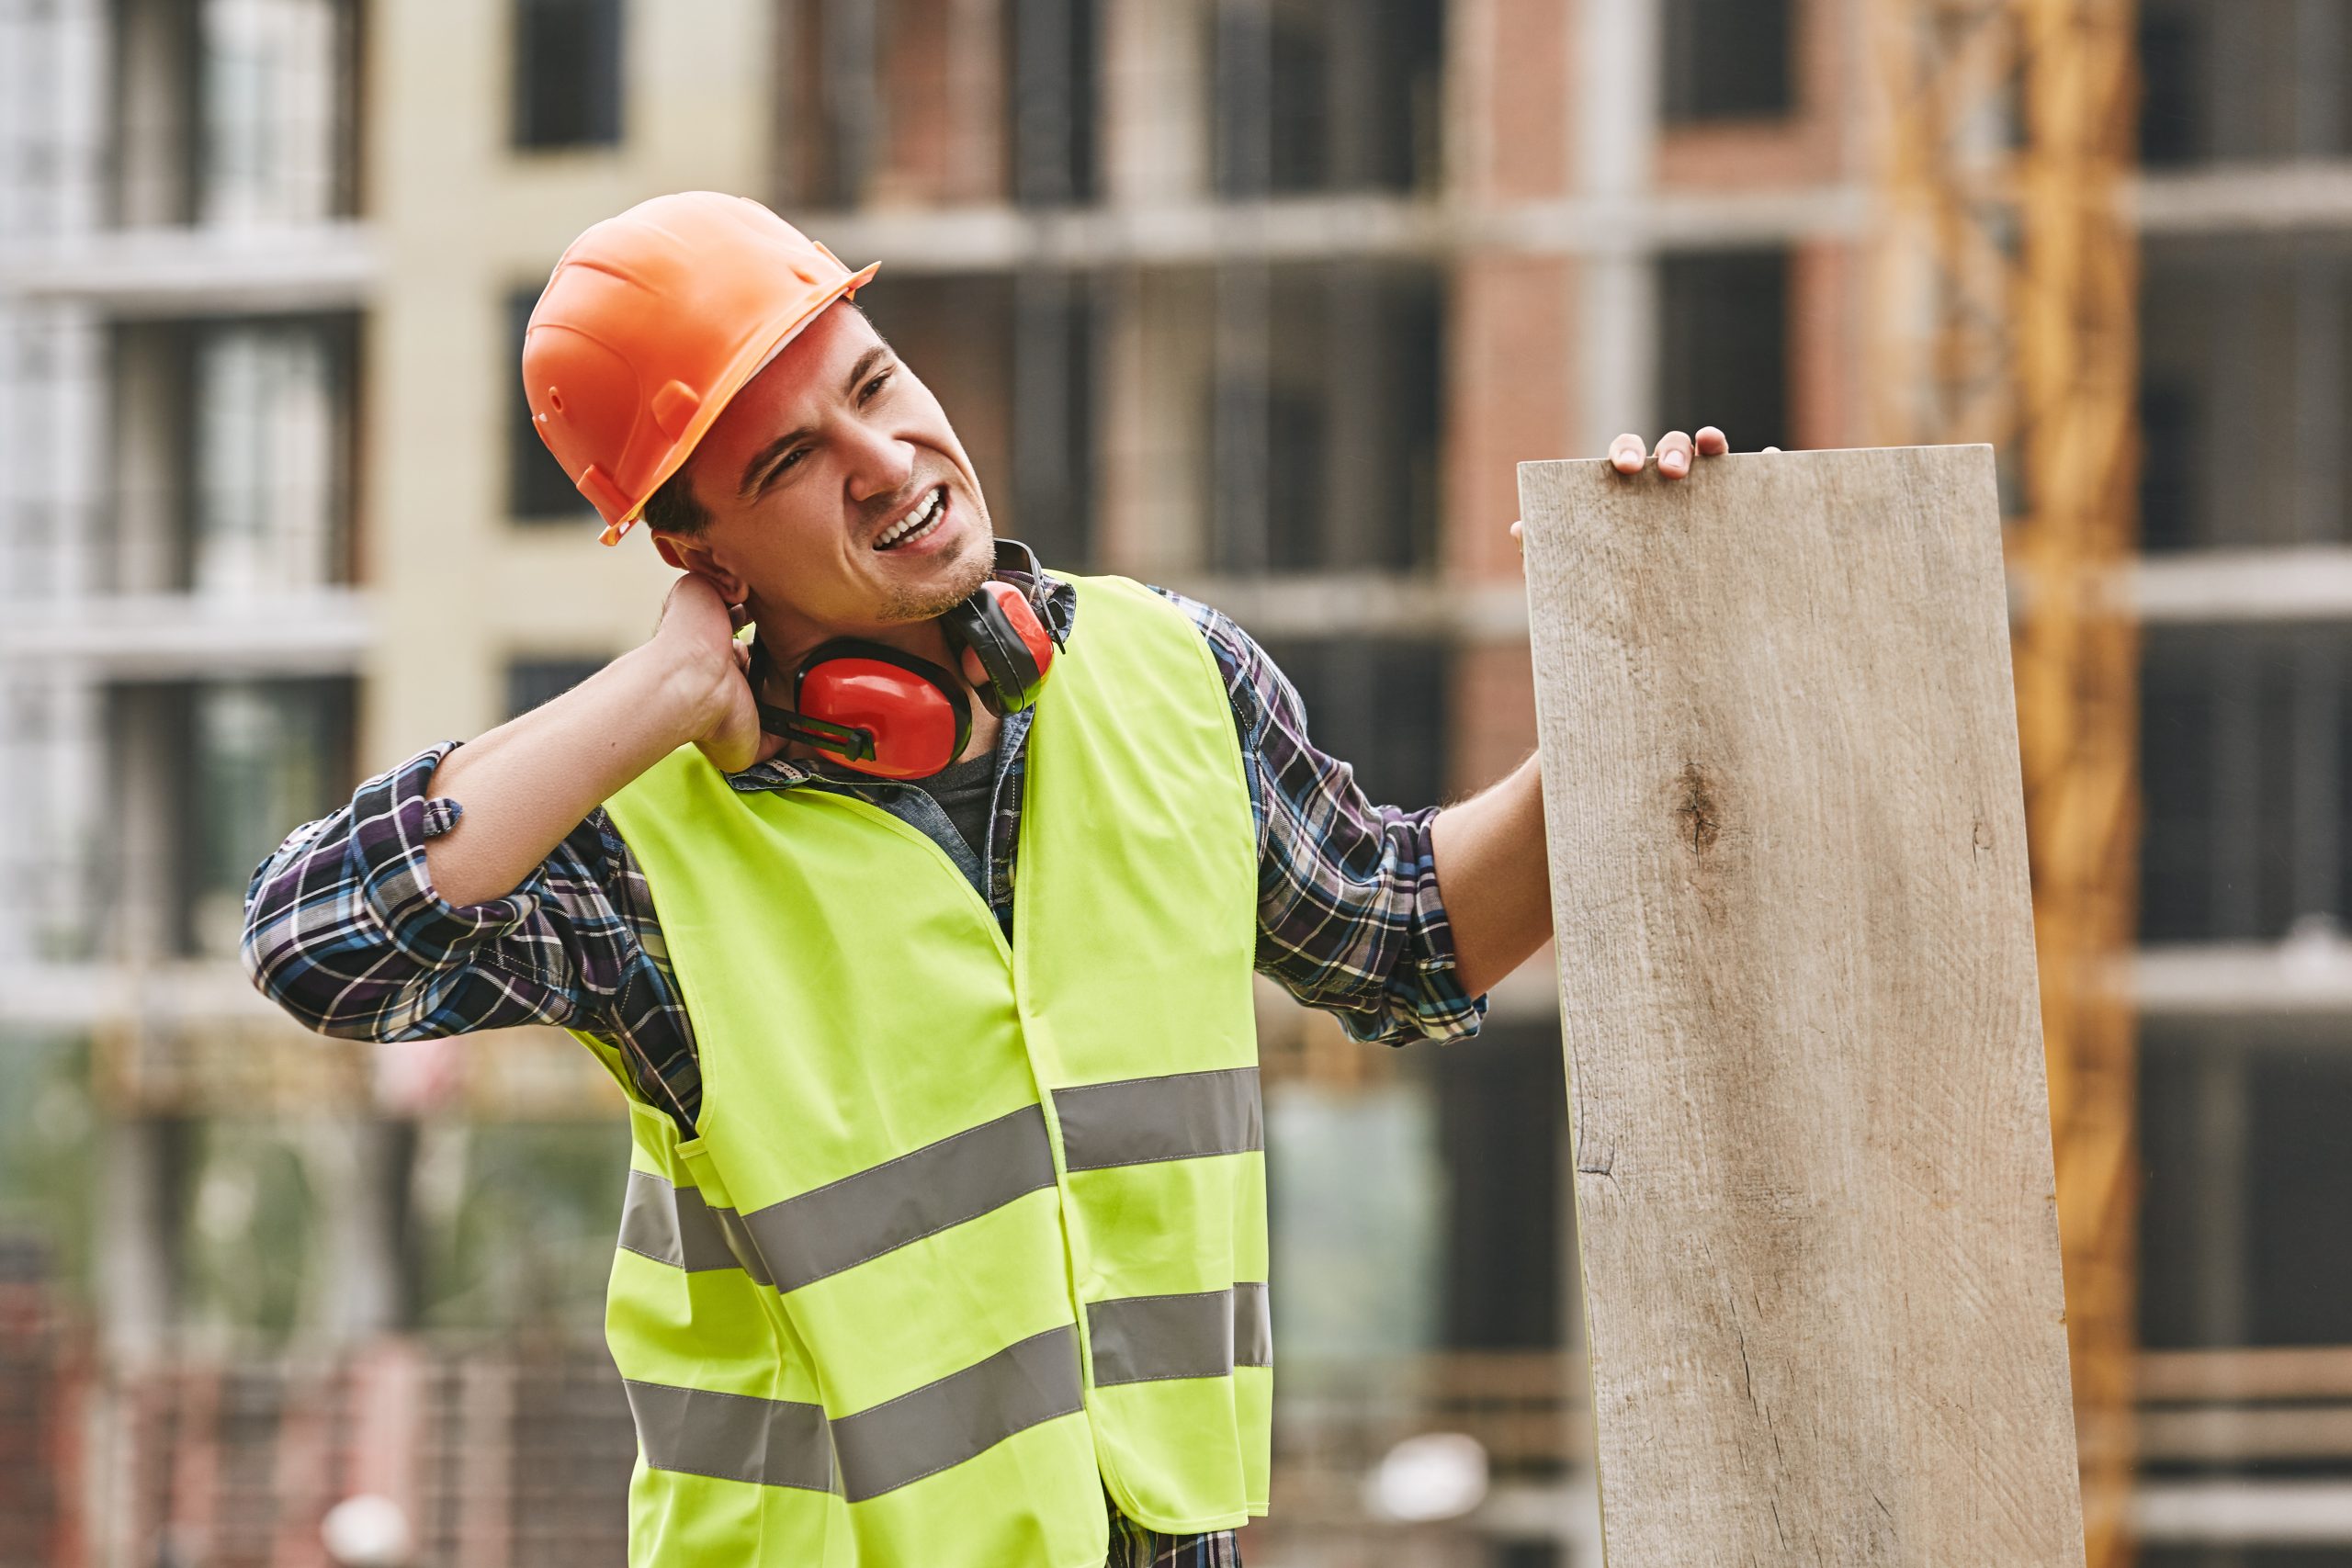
[240,741,637,1043]
[1157,592,1487,1047]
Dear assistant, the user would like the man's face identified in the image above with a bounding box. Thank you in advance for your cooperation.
[655,300,993,633]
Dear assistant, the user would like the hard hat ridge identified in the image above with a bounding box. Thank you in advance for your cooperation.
[522,192,880,545]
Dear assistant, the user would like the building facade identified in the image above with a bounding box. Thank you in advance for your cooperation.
[2,0,2350,1563]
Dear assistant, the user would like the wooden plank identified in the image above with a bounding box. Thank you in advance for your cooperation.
[1518,446,2086,1565]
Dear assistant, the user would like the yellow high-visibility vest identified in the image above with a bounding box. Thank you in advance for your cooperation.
[570,573,1270,1567]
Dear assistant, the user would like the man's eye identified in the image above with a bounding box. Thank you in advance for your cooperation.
[861,369,893,401]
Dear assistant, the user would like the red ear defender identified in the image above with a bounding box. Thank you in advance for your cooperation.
[743,541,1062,779]
[938,550,1059,717]
[754,641,971,780]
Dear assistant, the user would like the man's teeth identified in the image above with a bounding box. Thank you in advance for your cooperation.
[876,490,944,549]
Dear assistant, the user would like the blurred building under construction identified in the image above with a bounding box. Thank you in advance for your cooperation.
[2,0,2351,1563]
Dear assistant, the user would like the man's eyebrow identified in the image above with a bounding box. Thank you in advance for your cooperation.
[736,344,894,500]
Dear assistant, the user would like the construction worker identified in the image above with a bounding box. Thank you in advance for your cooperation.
[241,192,1731,1567]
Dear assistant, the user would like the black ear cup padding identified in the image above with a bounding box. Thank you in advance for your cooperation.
[942,590,1045,716]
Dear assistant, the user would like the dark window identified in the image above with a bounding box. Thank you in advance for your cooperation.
[2139,626,2346,944]
[2136,0,2352,165]
[509,287,588,522]
[786,0,1101,209]
[506,657,611,719]
[2139,243,2352,553]
[1436,1021,1566,1351]
[1007,0,1101,206]
[155,677,356,959]
[1657,250,1792,453]
[2143,1551,2352,1568]
[111,0,363,226]
[1252,637,1450,814]
[2143,1041,2352,1354]
[1211,0,1445,197]
[1208,262,1442,575]
[2248,1055,2352,1344]
[2136,380,2201,554]
[1662,0,1794,124]
[513,0,623,151]
[108,312,359,593]
[1006,272,1098,570]
[2135,3,2204,167]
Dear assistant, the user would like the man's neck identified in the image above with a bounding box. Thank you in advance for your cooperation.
[749,594,962,673]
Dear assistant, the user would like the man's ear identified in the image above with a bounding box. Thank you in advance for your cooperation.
[650,531,746,602]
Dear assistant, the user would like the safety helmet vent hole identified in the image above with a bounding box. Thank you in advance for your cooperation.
[547,387,566,413]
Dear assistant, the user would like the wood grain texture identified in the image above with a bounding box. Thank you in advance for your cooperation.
[1519,446,2086,1565]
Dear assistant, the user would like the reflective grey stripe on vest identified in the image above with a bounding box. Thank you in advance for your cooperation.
[1052,1066,1262,1172]
[623,1379,833,1493]
[744,1103,1058,1292]
[619,1078,1258,1293]
[832,1325,1085,1502]
[625,1325,1084,1499]
[617,1170,773,1283]
[1086,1282,1272,1386]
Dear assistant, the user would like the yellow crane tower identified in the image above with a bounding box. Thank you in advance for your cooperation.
[1869,3,2143,1564]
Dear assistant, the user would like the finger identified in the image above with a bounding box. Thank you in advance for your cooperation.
[1609,434,1645,473]
[1655,430,1694,478]
[1695,426,1728,456]
[1763,446,1782,455]
[729,599,751,630]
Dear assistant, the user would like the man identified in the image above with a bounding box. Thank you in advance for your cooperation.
[242,192,1732,1566]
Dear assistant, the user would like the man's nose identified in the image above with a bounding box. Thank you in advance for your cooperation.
[842,423,915,504]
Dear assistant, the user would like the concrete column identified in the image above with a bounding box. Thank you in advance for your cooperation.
[99,1114,187,1359]
[1098,0,1208,205]
[1319,261,1380,567]
[319,1115,422,1339]
[1573,0,1663,457]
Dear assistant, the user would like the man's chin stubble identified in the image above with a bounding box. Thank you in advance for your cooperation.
[875,527,993,624]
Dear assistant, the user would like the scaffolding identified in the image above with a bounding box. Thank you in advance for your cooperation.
[1868,2,2143,1562]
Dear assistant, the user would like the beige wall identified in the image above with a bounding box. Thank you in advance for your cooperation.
[359,0,775,768]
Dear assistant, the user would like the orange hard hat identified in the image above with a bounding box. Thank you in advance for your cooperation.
[522,192,880,545]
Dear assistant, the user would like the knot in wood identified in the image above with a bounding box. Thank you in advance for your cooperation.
[1677,761,1722,852]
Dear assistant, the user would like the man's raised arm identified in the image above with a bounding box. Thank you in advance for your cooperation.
[421,575,759,907]
[239,574,759,1043]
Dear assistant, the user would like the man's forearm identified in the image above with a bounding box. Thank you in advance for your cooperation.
[1430,753,1553,998]
[424,640,713,908]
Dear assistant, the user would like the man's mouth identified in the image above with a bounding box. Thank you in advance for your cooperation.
[873,485,948,551]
